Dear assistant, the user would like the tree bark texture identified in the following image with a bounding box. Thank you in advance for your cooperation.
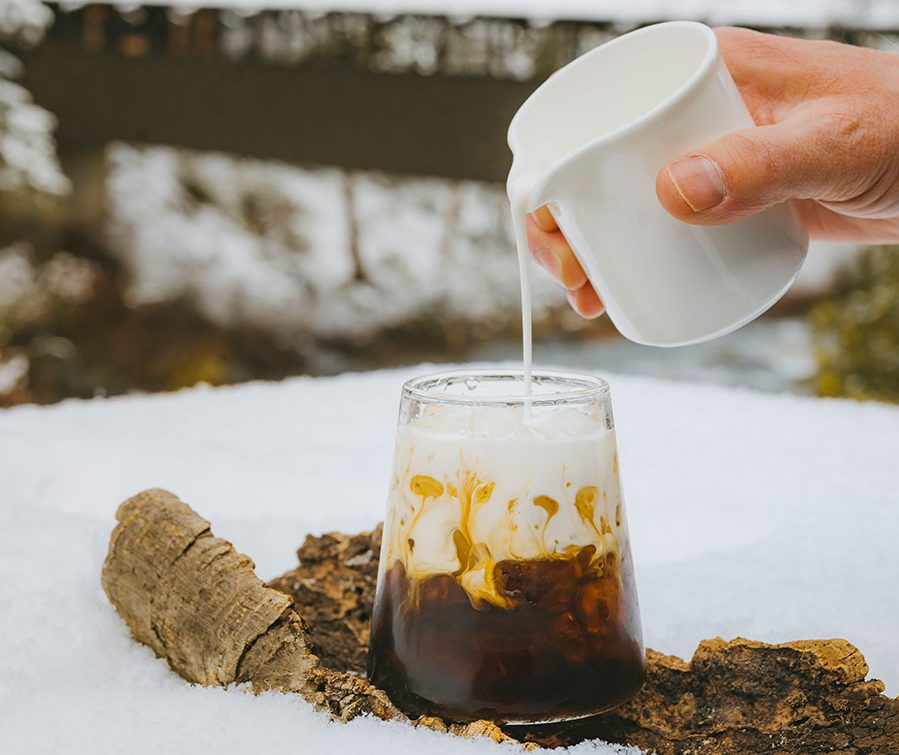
[101,489,401,724]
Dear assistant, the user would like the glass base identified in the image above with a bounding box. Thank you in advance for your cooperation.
[498,702,635,727]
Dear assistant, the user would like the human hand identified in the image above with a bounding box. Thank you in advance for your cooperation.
[528,27,899,317]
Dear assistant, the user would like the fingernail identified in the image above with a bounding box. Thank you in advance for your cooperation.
[531,206,556,232]
[666,155,726,212]
[566,288,594,318]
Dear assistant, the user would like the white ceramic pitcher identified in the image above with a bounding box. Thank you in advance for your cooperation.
[507,21,808,347]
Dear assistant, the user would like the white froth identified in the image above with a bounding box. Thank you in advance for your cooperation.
[383,403,626,595]
[412,402,606,441]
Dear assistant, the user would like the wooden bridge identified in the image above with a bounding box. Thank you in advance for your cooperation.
[18,3,898,183]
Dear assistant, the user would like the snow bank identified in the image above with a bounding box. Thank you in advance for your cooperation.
[105,144,563,342]
[0,0,68,197]
[1,366,898,753]
[102,143,854,346]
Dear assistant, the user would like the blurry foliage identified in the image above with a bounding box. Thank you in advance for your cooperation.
[810,246,899,403]
[0,231,595,407]
[0,0,69,200]
[0,238,315,407]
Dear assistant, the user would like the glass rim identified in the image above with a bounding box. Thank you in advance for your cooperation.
[401,369,610,406]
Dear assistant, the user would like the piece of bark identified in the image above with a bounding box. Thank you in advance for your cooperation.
[101,489,402,723]
[283,527,899,754]
[268,526,381,673]
[515,640,899,753]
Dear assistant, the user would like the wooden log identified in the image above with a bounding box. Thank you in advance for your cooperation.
[103,490,899,753]
[101,488,401,723]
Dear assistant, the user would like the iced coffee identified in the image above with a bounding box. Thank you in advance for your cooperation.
[368,371,644,724]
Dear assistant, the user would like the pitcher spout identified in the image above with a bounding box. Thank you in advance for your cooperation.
[506,167,559,214]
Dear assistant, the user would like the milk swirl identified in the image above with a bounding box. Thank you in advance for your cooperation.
[381,403,625,608]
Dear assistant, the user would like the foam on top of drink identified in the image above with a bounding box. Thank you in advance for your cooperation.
[410,402,607,441]
[382,402,626,608]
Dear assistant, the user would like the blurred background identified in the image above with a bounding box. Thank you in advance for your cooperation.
[0,0,897,407]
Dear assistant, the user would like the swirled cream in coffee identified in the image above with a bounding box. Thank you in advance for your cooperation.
[368,403,644,723]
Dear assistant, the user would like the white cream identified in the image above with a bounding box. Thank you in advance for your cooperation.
[382,403,625,606]
[509,183,533,398]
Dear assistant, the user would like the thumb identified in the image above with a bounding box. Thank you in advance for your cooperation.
[655,122,831,225]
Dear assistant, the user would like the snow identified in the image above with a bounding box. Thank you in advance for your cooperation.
[2,366,898,754]
[0,0,52,46]
[0,242,35,310]
[105,144,563,342]
[133,0,899,30]
[0,245,99,363]
[0,0,69,197]
[104,143,851,347]
[0,350,27,391]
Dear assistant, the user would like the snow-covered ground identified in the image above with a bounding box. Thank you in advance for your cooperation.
[1,366,897,753]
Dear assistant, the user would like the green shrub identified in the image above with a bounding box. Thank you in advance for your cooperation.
[810,245,899,403]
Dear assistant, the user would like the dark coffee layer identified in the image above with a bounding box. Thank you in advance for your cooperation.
[368,550,644,723]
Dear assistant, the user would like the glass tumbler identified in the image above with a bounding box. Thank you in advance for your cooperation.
[367,370,645,723]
